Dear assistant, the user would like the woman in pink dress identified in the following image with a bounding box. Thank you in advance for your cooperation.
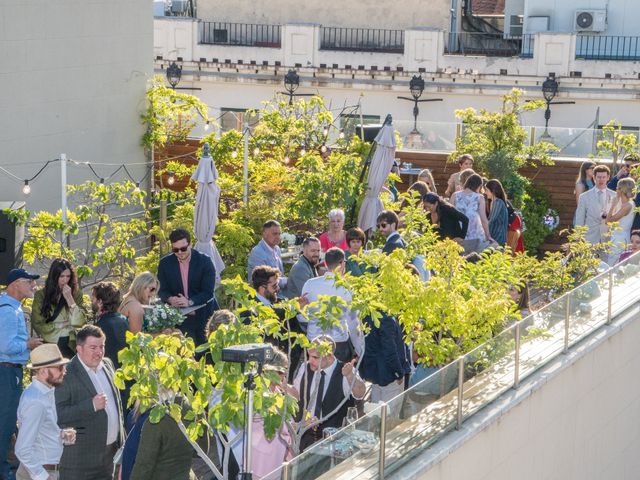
[251,349,299,479]
[319,208,349,251]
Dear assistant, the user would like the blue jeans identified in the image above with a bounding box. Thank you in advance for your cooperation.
[0,365,22,480]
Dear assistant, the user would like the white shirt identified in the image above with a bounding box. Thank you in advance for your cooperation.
[293,358,364,417]
[15,379,63,480]
[300,273,363,354]
[78,357,120,445]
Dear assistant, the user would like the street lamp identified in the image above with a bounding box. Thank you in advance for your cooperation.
[397,75,443,134]
[280,69,314,105]
[166,62,182,89]
[540,75,574,139]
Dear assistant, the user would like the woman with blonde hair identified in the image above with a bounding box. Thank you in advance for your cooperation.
[119,272,159,333]
[606,177,636,266]
[417,169,437,194]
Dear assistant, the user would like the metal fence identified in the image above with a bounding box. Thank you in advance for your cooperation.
[576,35,640,60]
[320,27,404,53]
[265,253,640,479]
[199,21,281,48]
[445,32,534,57]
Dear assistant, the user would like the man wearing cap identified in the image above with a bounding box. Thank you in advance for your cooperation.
[15,344,72,480]
[0,268,43,480]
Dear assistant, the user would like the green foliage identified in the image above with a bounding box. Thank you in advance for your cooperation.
[19,181,147,288]
[141,75,210,152]
[520,181,555,253]
[596,120,639,172]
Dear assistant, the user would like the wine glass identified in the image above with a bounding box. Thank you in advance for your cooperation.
[346,407,358,427]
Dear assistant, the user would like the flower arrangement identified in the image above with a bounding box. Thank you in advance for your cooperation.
[145,304,185,333]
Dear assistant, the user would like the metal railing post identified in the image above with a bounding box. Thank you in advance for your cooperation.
[282,461,290,480]
[606,269,614,324]
[456,356,465,430]
[514,322,521,389]
[159,199,168,256]
[378,403,388,479]
[563,293,571,353]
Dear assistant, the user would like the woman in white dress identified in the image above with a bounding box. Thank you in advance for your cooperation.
[606,177,636,266]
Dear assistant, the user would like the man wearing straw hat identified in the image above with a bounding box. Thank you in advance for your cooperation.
[15,344,73,480]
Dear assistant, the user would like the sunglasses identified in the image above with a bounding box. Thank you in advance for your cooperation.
[147,286,157,292]
[172,246,189,253]
[377,222,388,229]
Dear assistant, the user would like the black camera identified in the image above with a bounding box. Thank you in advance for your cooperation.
[221,343,274,364]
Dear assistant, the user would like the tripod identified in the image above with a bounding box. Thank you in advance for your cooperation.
[239,365,260,480]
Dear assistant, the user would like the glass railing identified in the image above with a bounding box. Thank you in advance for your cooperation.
[395,121,639,159]
[266,253,640,479]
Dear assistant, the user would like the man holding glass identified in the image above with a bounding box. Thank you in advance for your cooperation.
[15,344,74,480]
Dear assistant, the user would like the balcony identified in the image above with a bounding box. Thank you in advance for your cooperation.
[445,32,534,58]
[576,35,640,60]
[320,27,404,53]
[199,21,281,48]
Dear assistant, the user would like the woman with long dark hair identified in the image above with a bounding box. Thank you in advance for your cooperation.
[31,258,87,358]
[485,179,509,246]
[574,161,595,206]
[422,192,469,241]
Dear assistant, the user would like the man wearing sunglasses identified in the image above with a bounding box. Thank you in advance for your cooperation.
[157,228,216,346]
[377,210,406,254]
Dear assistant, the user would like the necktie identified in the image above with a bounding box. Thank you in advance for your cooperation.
[313,371,326,419]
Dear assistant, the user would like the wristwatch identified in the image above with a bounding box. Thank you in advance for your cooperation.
[188,299,194,307]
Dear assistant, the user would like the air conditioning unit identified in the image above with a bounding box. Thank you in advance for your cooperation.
[574,9,607,32]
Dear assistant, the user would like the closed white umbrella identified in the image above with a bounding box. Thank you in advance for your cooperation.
[357,117,397,233]
[192,143,225,283]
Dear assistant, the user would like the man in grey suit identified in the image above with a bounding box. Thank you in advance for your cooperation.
[55,325,124,480]
[248,220,287,288]
[575,164,616,248]
[282,237,320,299]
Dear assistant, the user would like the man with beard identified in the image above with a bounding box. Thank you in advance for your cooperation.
[282,237,320,299]
[15,344,73,480]
[248,265,306,382]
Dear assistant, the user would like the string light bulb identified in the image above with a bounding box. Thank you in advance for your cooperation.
[22,180,31,195]
[300,149,306,156]
[204,121,211,131]
[167,171,175,186]
[339,130,345,139]
[133,182,141,193]
[231,150,238,158]
[320,145,328,153]
[253,147,260,155]
[99,178,105,185]
[284,156,290,164]
[323,128,329,136]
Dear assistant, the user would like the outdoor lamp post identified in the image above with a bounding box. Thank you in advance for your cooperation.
[280,69,314,105]
[166,61,182,89]
[540,75,574,140]
[397,75,442,134]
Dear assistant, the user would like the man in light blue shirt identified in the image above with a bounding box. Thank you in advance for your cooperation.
[15,344,71,480]
[0,268,42,480]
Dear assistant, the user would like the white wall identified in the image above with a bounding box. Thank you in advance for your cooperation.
[196,0,451,31]
[394,309,640,480]
[524,0,640,35]
[0,0,152,213]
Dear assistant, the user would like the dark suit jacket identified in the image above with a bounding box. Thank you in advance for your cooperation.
[95,312,129,370]
[435,204,469,240]
[55,356,124,474]
[360,313,411,387]
[157,249,216,345]
[382,232,406,254]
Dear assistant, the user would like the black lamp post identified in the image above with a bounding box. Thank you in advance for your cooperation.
[166,62,182,89]
[280,69,314,105]
[397,75,443,134]
[540,75,574,139]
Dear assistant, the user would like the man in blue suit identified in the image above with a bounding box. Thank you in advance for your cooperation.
[377,210,406,254]
[157,229,216,345]
[247,220,287,289]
